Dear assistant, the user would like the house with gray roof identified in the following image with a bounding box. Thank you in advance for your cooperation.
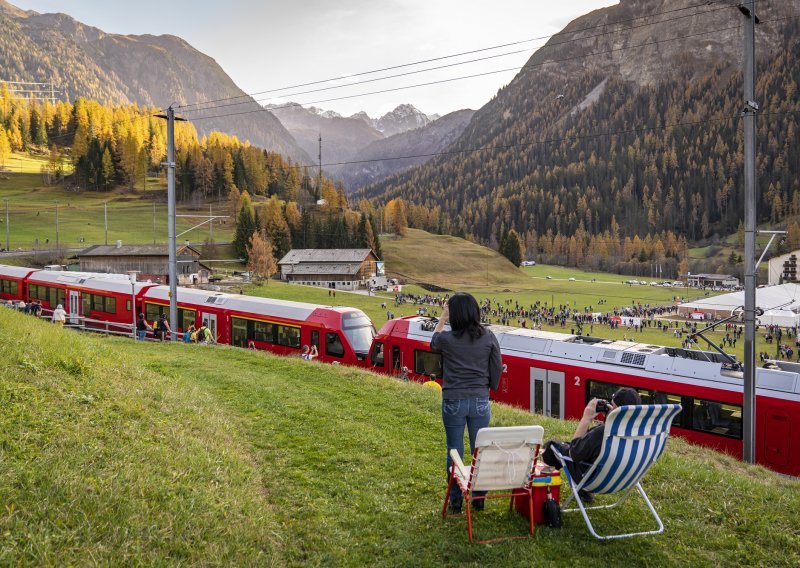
[77,242,211,285]
[277,249,381,290]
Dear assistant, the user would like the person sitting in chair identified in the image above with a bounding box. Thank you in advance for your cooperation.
[541,387,642,500]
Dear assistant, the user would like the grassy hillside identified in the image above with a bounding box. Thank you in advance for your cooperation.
[1,309,798,566]
[381,228,531,289]
[0,153,233,251]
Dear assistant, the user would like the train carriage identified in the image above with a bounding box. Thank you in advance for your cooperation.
[140,285,375,364]
[0,265,35,302]
[372,315,800,477]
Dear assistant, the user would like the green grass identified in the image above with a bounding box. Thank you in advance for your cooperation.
[0,152,233,250]
[0,309,798,566]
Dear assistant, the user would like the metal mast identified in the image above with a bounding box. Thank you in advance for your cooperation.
[741,0,758,464]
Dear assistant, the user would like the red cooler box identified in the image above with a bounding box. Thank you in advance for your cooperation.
[512,469,562,525]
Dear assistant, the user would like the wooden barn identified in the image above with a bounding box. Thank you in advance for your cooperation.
[77,242,210,285]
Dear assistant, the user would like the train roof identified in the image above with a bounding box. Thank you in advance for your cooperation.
[27,270,154,294]
[144,286,322,322]
[0,264,36,279]
[391,316,799,396]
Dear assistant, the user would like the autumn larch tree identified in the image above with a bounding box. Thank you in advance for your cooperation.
[247,230,277,282]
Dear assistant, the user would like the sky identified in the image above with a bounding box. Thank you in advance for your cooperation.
[10,0,619,118]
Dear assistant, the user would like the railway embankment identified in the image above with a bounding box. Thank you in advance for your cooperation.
[0,308,798,566]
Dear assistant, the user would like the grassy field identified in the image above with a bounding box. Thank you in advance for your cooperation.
[0,152,233,250]
[0,309,797,566]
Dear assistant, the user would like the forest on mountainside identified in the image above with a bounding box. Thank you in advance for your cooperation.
[0,87,382,261]
[361,18,800,275]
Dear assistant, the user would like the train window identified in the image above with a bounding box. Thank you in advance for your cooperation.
[0,279,17,295]
[277,325,301,348]
[105,296,116,313]
[371,342,385,367]
[415,350,442,379]
[311,330,319,350]
[145,303,159,323]
[28,284,37,299]
[326,332,344,358]
[586,380,682,426]
[254,321,274,343]
[392,346,401,370]
[83,295,92,317]
[692,400,742,439]
[126,300,132,312]
[231,318,248,348]
[180,309,195,332]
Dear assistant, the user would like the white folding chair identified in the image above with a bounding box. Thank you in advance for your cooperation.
[442,425,544,543]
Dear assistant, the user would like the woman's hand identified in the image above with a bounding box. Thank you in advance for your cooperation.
[441,305,449,322]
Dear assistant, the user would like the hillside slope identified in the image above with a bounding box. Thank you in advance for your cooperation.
[0,309,798,565]
[0,0,310,162]
[361,0,800,248]
[381,228,530,289]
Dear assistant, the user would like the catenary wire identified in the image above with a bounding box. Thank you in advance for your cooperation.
[175,0,732,111]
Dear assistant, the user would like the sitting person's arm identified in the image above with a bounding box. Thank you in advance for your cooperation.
[569,398,605,464]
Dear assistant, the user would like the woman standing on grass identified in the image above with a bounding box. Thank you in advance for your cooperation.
[430,292,502,513]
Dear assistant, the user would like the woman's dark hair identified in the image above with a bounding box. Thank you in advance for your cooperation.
[448,292,484,340]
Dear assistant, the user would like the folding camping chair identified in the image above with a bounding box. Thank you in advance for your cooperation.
[552,404,682,540]
[442,425,544,543]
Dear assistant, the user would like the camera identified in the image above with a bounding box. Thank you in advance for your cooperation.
[595,399,612,413]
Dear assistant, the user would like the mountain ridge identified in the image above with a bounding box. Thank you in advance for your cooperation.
[0,0,310,163]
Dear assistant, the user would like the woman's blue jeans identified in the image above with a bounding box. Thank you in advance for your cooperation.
[442,397,491,504]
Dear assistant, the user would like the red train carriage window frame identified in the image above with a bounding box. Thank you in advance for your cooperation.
[28,284,65,309]
[370,341,385,367]
[414,349,442,379]
[584,379,741,439]
[326,332,345,358]
[144,302,196,333]
[82,293,117,315]
[0,279,19,296]
[230,315,301,350]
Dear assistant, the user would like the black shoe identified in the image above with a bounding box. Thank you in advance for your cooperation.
[448,501,462,514]
[472,499,485,511]
[578,490,594,504]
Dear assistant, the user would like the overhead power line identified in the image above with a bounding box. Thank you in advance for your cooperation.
[184,21,746,123]
[175,0,733,112]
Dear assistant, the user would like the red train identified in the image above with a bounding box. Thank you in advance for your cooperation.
[369,316,800,477]
[3,265,798,476]
[0,265,375,365]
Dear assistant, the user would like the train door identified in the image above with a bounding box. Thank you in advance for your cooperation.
[761,411,791,468]
[203,313,218,342]
[68,290,80,325]
[530,368,565,419]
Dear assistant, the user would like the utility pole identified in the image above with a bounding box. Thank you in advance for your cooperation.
[4,199,8,251]
[55,201,59,255]
[165,106,179,341]
[209,204,213,243]
[104,202,108,245]
[153,202,157,244]
[741,0,758,464]
[317,133,322,201]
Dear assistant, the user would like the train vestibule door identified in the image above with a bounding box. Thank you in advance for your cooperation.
[201,312,218,341]
[530,368,565,419]
[68,290,80,325]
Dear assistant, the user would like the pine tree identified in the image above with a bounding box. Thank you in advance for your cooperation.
[499,229,523,266]
[233,192,256,260]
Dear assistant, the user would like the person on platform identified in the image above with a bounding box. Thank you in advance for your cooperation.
[301,344,318,360]
[136,313,152,341]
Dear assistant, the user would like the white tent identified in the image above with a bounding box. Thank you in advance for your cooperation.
[757,309,800,328]
[678,283,800,319]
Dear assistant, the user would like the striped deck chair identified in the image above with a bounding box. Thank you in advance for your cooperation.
[552,404,682,540]
[442,425,544,544]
